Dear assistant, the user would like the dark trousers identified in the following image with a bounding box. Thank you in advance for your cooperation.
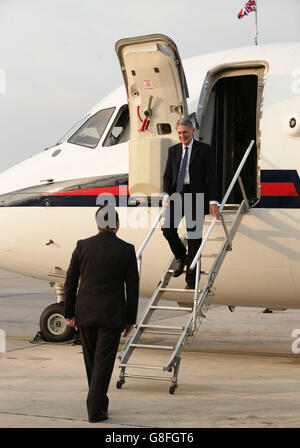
[79,326,122,419]
[162,186,204,285]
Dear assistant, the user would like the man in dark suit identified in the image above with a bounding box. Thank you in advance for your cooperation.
[162,118,220,288]
[64,205,139,423]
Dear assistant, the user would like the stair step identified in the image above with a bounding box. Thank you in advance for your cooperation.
[208,237,224,241]
[123,373,171,382]
[168,269,209,275]
[205,220,232,224]
[150,305,192,312]
[159,287,201,293]
[140,324,184,330]
[143,330,183,335]
[120,363,163,370]
[130,344,174,350]
[223,204,240,210]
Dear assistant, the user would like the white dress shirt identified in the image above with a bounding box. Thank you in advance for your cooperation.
[178,139,218,205]
[179,140,193,185]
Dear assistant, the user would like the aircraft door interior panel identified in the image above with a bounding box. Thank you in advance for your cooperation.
[115,34,189,196]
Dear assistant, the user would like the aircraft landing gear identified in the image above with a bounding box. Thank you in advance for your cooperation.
[39,283,75,343]
[39,302,75,343]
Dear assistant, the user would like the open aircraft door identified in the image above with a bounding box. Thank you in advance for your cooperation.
[115,34,189,196]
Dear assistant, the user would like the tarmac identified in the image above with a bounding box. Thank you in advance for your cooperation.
[1,268,300,429]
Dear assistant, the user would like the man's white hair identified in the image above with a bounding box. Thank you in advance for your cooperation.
[175,117,194,129]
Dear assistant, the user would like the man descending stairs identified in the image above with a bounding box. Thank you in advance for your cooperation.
[117,140,255,394]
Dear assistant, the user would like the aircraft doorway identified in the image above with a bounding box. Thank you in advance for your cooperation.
[199,71,262,205]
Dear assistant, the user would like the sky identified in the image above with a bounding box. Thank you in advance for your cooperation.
[0,0,299,171]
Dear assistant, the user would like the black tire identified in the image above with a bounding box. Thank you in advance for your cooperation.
[116,380,124,389]
[39,302,75,343]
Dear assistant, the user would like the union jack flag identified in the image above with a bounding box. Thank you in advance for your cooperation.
[237,0,257,19]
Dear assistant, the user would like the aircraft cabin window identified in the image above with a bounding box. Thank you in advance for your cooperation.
[157,123,171,135]
[68,107,115,149]
[103,105,130,147]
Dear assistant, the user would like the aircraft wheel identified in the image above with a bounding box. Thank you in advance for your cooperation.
[39,302,75,343]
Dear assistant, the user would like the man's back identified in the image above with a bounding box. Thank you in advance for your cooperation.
[63,205,139,423]
[64,231,139,328]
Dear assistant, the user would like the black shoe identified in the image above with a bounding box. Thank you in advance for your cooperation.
[262,308,273,313]
[173,257,186,278]
[185,283,195,290]
[89,411,108,423]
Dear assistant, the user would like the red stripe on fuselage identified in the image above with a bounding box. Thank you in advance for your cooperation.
[261,182,298,197]
[45,183,298,198]
[43,185,130,196]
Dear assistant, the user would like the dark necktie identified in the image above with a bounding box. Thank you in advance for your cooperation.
[176,146,189,193]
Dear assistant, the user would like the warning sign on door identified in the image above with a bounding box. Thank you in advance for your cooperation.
[143,80,155,91]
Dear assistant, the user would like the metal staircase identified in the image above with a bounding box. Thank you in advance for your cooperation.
[117,140,255,394]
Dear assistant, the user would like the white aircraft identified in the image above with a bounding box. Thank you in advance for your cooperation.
[0,34,299,342]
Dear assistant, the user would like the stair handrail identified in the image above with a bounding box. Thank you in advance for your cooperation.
[190,139,255,272]
[136,208,165,275]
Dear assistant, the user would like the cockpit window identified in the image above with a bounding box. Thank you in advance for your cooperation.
[67,107,115,149]
[56,115,90,145]
[103,105,130,147]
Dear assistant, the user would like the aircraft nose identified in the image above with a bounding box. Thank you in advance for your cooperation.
[0,148,50,196]
[0,163,27,196]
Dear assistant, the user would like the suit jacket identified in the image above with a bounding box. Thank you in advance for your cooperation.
[64,231,139,328]
[163,139,218,215]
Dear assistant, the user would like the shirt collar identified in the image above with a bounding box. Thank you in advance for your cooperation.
[182,138,194,151]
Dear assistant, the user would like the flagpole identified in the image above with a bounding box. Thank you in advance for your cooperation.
[254,2,258,45]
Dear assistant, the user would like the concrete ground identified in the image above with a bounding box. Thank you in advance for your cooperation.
[1,268,300,428]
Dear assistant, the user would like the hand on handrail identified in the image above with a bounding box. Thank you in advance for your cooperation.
[210,203,221,220]
[162,194,170,209]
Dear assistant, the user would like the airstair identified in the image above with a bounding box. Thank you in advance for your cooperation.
[117,140,255,394]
